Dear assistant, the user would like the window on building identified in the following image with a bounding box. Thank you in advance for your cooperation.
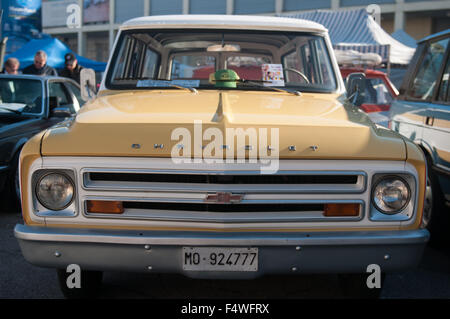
[340,0,394,7]
[283,0,330,11]
[150,0,183,15]
[86,32,110,62]
[190,0,226,14]
[115,0,145,24]
[234,0,274,14]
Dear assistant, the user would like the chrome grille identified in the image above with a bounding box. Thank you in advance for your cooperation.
[82,169,366,194]
[81,168,367,223]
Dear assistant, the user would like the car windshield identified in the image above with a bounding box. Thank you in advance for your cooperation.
[0,79,43,114]
[107,29,337,92]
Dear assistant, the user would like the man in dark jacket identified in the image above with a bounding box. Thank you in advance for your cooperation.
[60,53,83,83]
[22,51,58,76]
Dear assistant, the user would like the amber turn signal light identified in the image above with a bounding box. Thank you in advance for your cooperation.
[86,200,124,214]
[323,203,360,217]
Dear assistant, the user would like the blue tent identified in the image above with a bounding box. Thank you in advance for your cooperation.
[5,37,107,72]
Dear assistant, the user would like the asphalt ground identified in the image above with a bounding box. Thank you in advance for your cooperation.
[1,205,449,300]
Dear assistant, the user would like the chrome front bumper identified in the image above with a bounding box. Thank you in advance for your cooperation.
[15,224,429,279]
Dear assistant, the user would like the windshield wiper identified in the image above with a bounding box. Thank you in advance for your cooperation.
[0,106,23,115]
[135,77,198,93]
[238,79,301,96]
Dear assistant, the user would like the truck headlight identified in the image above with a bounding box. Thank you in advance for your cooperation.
[36,173,75,211]
[372,176,410,214]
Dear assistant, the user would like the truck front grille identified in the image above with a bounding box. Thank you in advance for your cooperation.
[81,168,366,223]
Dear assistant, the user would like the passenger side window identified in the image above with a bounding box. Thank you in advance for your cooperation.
[65,82,84,109]
[408,38,449,100]
[142,48,159,79]
[437,55,450,102]
[110,34,161,82]
[282,38,336,89]
[49,82,74,112]
[363,78,393,105]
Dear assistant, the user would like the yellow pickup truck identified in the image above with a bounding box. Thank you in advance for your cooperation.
[14,15,429,298]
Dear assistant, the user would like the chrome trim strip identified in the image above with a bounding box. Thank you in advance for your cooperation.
[14,224,430,246]
[82,198,364,223]
[82,169,367,194]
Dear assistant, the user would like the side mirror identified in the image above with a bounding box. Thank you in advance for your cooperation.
[346,73,366,106]
[80,68,97,101]
[51,106,73,118]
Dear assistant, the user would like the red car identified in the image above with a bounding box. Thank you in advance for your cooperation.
[341,68,398,127]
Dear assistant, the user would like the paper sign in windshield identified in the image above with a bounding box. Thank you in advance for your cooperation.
[262,64,285,87]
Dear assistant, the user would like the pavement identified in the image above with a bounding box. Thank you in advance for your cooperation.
[1,208,449,299]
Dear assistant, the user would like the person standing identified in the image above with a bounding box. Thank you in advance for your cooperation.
[60,53,83,83]
[2,58,20,74]
[22,51,58,76]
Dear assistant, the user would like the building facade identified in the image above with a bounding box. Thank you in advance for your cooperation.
[42,0,450,62]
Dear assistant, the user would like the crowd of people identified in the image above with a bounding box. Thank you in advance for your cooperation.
[2,51,84,84]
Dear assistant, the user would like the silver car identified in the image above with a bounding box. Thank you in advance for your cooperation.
[389,29,450,243]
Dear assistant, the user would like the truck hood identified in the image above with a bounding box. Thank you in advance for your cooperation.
[41,90,406,160]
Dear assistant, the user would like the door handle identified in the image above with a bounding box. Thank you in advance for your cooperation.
[425,116,434,126]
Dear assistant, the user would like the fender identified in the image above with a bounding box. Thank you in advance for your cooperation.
[9,137,29,166]
[416,139,436,167]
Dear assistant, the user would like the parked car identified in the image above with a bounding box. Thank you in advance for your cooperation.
[341,68,399,127]
[15,15,429,298]
[389,29,450,242]
[0,74,84,206]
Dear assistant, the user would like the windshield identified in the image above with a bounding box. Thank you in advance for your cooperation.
[0,79,43,114]
[106,29,337,92]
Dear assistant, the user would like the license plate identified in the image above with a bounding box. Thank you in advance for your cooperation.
[182,247,258,271]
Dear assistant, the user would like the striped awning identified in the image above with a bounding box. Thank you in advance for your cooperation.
[282,9,415,65]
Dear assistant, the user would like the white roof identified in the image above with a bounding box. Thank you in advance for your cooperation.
[121,15,327,33]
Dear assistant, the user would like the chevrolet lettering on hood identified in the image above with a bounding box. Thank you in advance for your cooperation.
[14,15,429,298]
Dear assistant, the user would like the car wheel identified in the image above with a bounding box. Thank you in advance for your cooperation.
[56,269,103,299]
[337,273,385,299]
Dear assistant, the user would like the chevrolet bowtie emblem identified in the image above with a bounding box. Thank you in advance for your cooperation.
[204,192,243,204]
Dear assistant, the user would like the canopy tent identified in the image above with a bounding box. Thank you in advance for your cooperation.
[282,9,415,65]
[5,38,107,72]
[391,29,417,48]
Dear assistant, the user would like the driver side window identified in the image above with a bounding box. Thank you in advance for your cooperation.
[408,38,449,100]
[49,82,74,112]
